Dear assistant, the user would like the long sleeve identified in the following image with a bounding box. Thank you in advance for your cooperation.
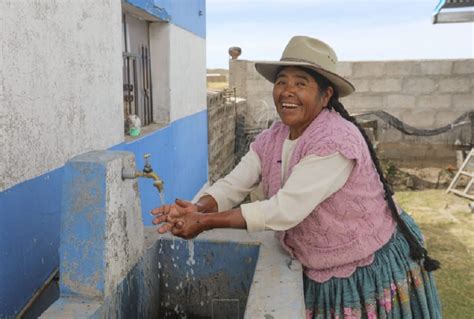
[201,149,262,211]
[241,152,355,232]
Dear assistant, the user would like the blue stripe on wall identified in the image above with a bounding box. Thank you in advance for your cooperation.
[126,0,206,38]
[125,0,171,21]
[0,110,208,316]
[113,109,209,225]
[0,169,63,316]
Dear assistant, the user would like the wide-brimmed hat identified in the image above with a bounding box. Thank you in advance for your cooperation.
[255,36,355,97]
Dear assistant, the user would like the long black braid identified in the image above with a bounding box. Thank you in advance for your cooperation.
[305,68,440,271]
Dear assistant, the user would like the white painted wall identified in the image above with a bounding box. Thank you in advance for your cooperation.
[149,23,206,123]
[150,22,171,124]
[1,0,124,191]
[169,25,207,121]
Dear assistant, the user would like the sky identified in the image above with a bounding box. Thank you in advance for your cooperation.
[206,0,474,69]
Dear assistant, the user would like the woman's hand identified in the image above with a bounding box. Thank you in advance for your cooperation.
[151,198,246,239]
[151,199,206,239]
[150,203,178,233]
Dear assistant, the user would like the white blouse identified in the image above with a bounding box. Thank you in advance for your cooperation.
[201,137,355,232]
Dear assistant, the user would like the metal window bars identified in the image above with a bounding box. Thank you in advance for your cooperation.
[123,45,153,128]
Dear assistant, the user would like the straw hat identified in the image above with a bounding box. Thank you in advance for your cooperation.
[255,36,355,97]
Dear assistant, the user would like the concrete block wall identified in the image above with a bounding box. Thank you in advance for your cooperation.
[229,58,473,166]
[229,60,277,162]
[339,60,472,135]
[207,91,238,183]
[339,59,473,166]
[229,60,278,131]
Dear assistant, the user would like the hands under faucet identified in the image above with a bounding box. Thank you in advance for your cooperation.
[151,196,247,239]
[151,199,208,239]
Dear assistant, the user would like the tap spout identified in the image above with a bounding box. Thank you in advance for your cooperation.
[135,171,164,193]
[121,154,164,194]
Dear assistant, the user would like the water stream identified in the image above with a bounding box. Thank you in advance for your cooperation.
[159,191,166,206]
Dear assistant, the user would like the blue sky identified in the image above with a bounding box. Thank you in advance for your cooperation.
[206,0,473,68]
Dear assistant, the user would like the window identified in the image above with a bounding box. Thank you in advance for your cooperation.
[122,13,153,134]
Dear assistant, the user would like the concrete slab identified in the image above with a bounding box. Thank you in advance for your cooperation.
[40,296,101,319]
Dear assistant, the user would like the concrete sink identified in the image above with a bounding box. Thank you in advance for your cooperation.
[113,237,259,318]
[41,151,305,318]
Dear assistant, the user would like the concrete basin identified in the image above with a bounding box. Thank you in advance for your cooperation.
[155,239,259,318]
[143,229,306,319]
[41,151,305,318]
[108,236,259,318]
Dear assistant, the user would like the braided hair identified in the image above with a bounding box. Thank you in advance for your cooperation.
[303,67,440,271]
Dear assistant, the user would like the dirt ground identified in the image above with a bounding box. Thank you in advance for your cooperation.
[207,81,228,91]
[382,161,457,191]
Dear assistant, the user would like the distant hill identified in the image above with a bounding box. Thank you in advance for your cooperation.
[207,68,228,76]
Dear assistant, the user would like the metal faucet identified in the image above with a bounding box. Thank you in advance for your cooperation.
[122,154,164,194]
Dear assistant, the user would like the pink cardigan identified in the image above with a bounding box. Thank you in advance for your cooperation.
[251,109,396,282]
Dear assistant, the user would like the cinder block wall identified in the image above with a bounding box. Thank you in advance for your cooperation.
[339,60,473,166]
[338,60,472,121]
[229,60,278,131]
[229,59,473,166]
[207,91,238,183]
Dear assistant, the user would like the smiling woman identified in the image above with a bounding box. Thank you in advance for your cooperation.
[273,67,333,139]
[152,36,442,318]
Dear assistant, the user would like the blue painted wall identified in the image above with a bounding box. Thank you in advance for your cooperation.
[125,0,171,21]
[0,169,63,317]
[0,110,208,316]
[60,160,108,297]
[114,110,209,225]
[126,0,206,38]
[155,0,206,38]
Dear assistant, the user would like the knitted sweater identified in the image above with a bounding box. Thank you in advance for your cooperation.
[251,109,396,282]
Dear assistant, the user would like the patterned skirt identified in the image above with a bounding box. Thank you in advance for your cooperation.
[304,212,442,319]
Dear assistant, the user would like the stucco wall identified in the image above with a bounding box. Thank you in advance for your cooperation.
[229,60,276,131]
[1,0,124,192]
[150,23,207,124]
[1,1,209,316]
[150,22,171,124]
[229,59,473,165]
[169,24,207,121]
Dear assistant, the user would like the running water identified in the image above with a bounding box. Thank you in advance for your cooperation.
[186,241,196,266]
[159,191,165,206]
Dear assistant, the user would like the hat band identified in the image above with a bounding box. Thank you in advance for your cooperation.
[281,57,322,69]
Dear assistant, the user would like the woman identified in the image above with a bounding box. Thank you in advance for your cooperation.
[151,36,442,318]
